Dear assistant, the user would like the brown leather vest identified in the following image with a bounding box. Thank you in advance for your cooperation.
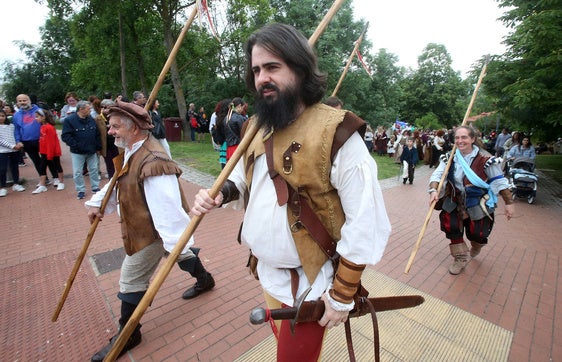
[243,104,365,283]
[462,152,490,186]
[113,135,189,255]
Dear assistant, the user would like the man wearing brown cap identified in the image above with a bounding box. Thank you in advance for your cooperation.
[85,100,215,361]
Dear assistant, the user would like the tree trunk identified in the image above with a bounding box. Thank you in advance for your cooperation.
[163,24,188,140]
[119,12,127,96]
[130,25,148,96]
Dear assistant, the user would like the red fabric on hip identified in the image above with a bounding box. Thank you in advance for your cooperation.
[277,317,326,362]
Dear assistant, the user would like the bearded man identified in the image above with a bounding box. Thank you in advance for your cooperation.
[191,23,391,361]
[13,94,44,183]
[85,101,214,361]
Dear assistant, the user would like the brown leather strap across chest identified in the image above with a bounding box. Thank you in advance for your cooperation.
[264,135,337,258]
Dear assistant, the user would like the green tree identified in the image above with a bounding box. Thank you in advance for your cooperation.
[1,14,75,107]
[402,43,466,128]
[361,48,405,126]
[483,0,562,140]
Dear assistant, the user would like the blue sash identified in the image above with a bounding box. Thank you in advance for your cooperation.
[455,149,497,208]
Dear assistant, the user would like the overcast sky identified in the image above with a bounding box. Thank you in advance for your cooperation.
[1,0,510,78]
[353,0,510,75]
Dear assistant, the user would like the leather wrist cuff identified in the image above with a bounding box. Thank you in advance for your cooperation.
[330,257,366,304]
[220,180,240,205]
[499,188,514,205]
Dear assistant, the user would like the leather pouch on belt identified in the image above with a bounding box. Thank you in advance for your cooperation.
[442,197,457,213]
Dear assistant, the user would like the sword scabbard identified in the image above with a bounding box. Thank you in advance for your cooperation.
[255,295,425,324]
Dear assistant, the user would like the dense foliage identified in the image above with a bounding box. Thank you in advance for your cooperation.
[482,0,562,141]
[1,0,560,141]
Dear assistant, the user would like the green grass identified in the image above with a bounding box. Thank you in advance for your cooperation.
[169,133,401,180]
[169,134,224,176]
[170,137,562,185]
[536,154,562,185]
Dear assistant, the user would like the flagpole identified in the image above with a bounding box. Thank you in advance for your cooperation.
[331,22,369,96]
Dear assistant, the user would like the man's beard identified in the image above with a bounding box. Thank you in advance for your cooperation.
[254,84,301,131]
[114,135,131,149]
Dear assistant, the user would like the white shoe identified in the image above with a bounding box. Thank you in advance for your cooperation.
[37,179,52,187]
[57,183,65,191]
[32,185,48,194]
[12,184,26,192]
[0,188,7,197]
[53,178,60,186]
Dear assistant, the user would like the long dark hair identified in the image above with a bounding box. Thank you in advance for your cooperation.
[214,98,232,135]
[244,23,327,106]
[36,108,56,125]
[0,110,8,124]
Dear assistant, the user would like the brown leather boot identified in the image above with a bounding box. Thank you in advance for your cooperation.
[470,241,484,257]
[448,243,470,275]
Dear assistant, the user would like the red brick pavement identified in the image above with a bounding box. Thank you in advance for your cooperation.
[1,140,560,361]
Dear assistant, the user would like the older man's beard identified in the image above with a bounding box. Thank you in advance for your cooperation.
[254,84,301,131]
[114,134,131,149]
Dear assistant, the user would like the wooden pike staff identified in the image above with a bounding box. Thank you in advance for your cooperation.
[145,6,199,110]
[51,6,200,323]
[104,0,349,360]
[404,56,490,274]
[331,22,369,97]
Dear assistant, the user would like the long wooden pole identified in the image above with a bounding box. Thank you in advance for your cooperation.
[331,22,369,96]
[145,6,199,110]
[104,2,348,361]
[308,0,348,46]
[404,56,489,274]
[51,7,200,323]
[51,174,118,322]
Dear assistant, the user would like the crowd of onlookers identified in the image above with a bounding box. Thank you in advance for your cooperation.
[363,125,456,167]
[0,91,171,199]
[362,124,544,171]
[2,89,557,201]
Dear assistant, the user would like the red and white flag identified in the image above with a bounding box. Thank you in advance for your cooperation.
[197,0,220,41]
[356,50,373,79]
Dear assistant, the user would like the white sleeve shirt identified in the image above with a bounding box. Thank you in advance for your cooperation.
[226,132,391,305]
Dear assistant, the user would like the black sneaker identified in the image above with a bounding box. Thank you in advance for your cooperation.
[77,191,85,200]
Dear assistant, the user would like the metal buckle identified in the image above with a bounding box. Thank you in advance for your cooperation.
[290,220,303,232]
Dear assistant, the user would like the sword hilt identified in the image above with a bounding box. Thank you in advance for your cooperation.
[250,308,268,324]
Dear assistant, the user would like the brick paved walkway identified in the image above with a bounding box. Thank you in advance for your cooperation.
[1,137,560,361]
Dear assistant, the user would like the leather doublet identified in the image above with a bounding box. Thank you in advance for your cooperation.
[114,135,188,255]
[243,104,365,283]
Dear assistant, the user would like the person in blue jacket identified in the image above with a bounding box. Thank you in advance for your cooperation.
[61,100,102,199]
[400,137,419,184]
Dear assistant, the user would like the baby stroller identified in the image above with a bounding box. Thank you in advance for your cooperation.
[507,157,538,204]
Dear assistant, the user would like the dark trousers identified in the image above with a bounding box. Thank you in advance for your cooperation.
[430,146,443,167]
[23,140,56,178]
[439,208,495,244]
[406,163,415,183]
[39,154,63,177]
[0,152,21,186]
[103,146,120,178]
[22,140,41,174]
